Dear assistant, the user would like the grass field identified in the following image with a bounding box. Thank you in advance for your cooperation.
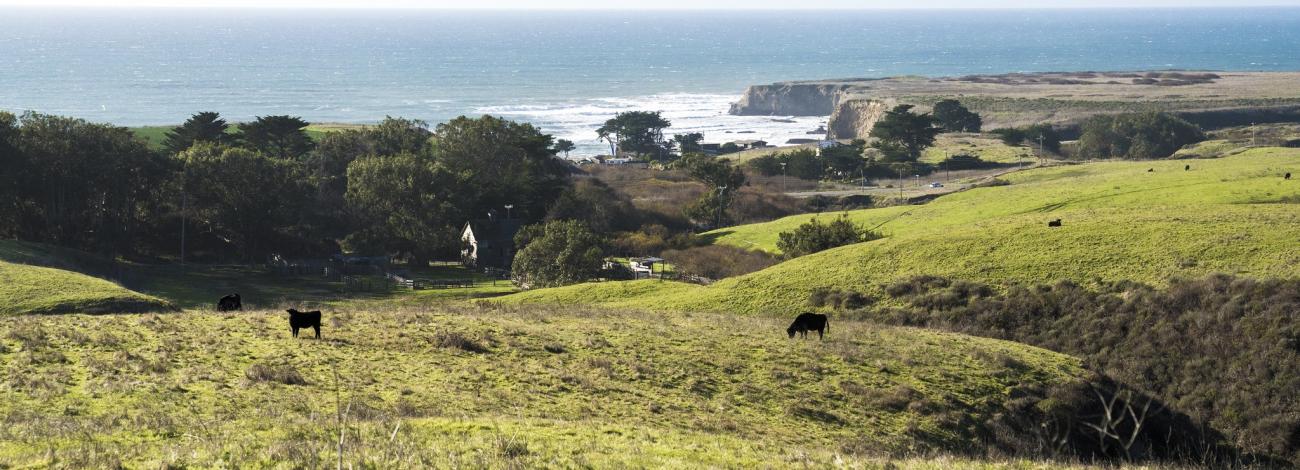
[921,133,1033,164]
[0,303,1090,467]
[499,148,1300,314]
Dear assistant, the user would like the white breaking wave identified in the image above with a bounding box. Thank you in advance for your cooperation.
[475,93,828,157]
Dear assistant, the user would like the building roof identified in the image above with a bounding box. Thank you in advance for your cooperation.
[464,217,524,245]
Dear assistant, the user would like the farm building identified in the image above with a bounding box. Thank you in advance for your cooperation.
[461,215,524,270]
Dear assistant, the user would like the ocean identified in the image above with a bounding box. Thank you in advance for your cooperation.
[2,7,1299,155]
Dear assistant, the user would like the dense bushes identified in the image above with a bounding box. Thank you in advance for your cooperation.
[932,99,982,133]
[1076,112,1205,159]
[776,216,882,258]
[660,244,777,280]
[837,274,1300,464]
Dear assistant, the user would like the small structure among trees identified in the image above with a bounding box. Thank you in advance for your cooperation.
[461,213,524,270]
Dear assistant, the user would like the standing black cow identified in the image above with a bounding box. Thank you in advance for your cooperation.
[787,312,829,340]
[1185,164,1190,171]
[286,309,322,339]
[217,294,242,312]
[1048,219,1063,227]
[1287,172,1293,180]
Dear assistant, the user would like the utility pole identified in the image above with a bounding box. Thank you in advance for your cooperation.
[1038,134,1045,165]
[180,189,186,266]
[714,186,727,229]
[780,162,787,193]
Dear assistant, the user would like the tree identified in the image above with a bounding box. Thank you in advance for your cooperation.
[932,99,983,133]
[433,115,570,223]
[596,111,672,159]
[0,112,22,238]
[553,139,576,159]
[673,133,704,155]
[821,140,867,176]
[869,104,942,162]
[776,216,881,258]
[344,152,464,264]
[239,115,314,160]
[511,220,606,288]
[177,143,306,261]
[307,117,433,240]
[1077,112,1205,160]
[676,153,747,228]
[13,112,171,255]
[544,179,639,235]
[163,111,238,154]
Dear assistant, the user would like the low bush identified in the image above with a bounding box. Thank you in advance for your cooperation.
[661,245,777,280]
[776,216,882,258]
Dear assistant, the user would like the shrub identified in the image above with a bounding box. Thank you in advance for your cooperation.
[990,124,1061,153]
[435,331,489,354]
[661,244,777,280]
[777,216,882,258]
[245,364,307,385]
[511,220,606,289]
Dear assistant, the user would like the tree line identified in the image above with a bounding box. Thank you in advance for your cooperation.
[0,111,570,264]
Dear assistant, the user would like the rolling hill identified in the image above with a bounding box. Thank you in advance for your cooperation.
[0,304,1091,467]
[0,241,174,315]
[498,148,1300,314]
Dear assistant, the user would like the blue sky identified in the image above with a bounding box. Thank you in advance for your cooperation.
[2,0,1299,8]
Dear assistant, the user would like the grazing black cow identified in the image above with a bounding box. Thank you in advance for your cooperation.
[217,294,242,312]
[1287,172,1293,180]
[1185,164,1190,171]
[1147,168,1154,173]
[787,312,829,340]
[286,309,322,339]
[1048,219,1063,227]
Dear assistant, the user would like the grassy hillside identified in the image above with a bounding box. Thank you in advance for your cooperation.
[0,304,1088,467]
[0,241,174,315]
[500,148,1300,314]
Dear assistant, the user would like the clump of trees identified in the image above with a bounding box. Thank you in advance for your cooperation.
[931,99,982,133]
[0,110,572,265]
[869,104,943,163]
[596,111,672,160]
[1076,112,1205,159]
[991,124,1062,154]
[776,216,881,258]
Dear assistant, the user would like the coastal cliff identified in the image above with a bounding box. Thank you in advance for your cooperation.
[827,98,896,140]
[728,82,865,116]
[731,72,1300,140]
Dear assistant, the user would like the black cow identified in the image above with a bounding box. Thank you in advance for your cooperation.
[1048,219,1063,227]
[787,312,829,340]
[1185,164,1190,171]
[286,309,322,339]
[1147,168,1154,173]
[217,294,242,312]
[1287,172,1293,180]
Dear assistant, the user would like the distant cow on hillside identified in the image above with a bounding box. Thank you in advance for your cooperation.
[1185,164,1191,171]
[1287,172,1293,180]
[286,309,322,339]
[787,312,829,340]
[1147,168,1155,173]
[217,294,242,312]
[1048,219,1063,227]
